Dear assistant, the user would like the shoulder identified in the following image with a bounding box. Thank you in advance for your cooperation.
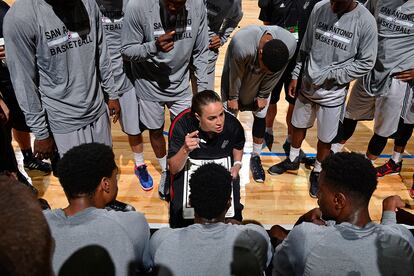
[150,227,179,252]
[4,0,36,24]
[105,210,149,230]
[169,109,194,136]
[224,112,244,131]
[356,4,377,28]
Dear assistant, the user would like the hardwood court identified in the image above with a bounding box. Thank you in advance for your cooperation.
[10,0,414,226]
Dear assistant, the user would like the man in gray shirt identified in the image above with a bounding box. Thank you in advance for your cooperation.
[121,0,209,194]
[268,0,377,197]
[44,143,152,275]
[221,25,297,183]
[3,0,120,158]
[272,152,414,275]
[150,163,272,276]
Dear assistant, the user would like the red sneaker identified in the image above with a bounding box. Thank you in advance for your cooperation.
[376,159,402,177]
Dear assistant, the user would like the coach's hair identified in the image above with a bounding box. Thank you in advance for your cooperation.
[58,143,117,199]
[321,152,377,205]
[261,39,289,73]
[189,163,232,220]
[191,90,222,116]
[0,175,53,276]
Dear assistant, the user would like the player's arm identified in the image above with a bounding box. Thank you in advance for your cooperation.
[230,119,245,178]
[120,1,158,62]
[168,128,200,175]
[324,17,378,86]
[192,3,210,91]
[218,0,243,46]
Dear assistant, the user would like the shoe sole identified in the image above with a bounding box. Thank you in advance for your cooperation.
[267,169,299,176]
[140,185,154,191]
[377,172,400,178]
[24,167,51,176]
[309,192,318,198]
[253,178,265,183]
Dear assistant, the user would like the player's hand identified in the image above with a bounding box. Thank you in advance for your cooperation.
[108,99,121,123]
[393,69,414,82]
[183,130,200,154]
[209,35,221,50]
[288,79,298,98]
[256,98,268,111]
[0,46,5,60]
[296,208,325,226]
[156,30,176,52]
[227,99,239,114]
[34,136,55,160]
[230,163,241,179]
[0,98,10,124]
[382,195,405,212]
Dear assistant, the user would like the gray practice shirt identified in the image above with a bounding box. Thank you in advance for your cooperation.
[98,0,134,96]
[292,0,378,106]
[44,208,153,275]
[3,0,118,139]
[363,0,414,96]
[273,211,414,276]
[221,25,297,108]
[121,0,210,102]
[150,223,273,276]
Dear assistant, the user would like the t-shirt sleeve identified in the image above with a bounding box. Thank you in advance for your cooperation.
[149,227,173,260]
[232,116,245,150]
[167,118,187,159]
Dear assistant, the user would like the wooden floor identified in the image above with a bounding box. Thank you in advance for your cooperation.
[11,0,414,226]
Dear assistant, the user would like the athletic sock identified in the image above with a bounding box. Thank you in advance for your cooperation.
[134,152,145,167]
[289,146,300,162]
[364,154,375,164]
[314,160,322,173]
[157,155,167,172]
[265,127,273,135]
[331,143,344,154]
[252,143,262,157]
[391,151,402,164]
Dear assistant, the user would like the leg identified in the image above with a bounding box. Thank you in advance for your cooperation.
[264,79,283,151]
[250,115,266,183]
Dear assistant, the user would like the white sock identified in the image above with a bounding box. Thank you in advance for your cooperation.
[391,151,402,163]
[266,127,273,135]
[365,154,375,164]
[331,143,344,154]
[252,143,262,157]
[286,135,292,144]
[157,155,167,172]
[314,160,322,173]
[134,152,145,167]
[289,146,300,161]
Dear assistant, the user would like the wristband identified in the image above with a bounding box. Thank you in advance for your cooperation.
[233,161,242,168]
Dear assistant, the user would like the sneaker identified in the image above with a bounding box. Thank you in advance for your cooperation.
[24,158,52,175]
[376,159,402,177]
[282,140,306,162]
[263,132,274,151]
[309,170,320,198]
[303,156,316,170]
[268,157,300,175]
[106,200,136,212]
[158,170,170,201]
[134,164,154,191]
[410,187,414,199]
[250,155,265,183]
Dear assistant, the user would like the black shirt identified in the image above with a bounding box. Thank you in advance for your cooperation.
[0,1,10,83]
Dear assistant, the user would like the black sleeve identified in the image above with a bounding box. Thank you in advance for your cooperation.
[258,6,273,22]
[232,117,245,151]
[167,119,186,159]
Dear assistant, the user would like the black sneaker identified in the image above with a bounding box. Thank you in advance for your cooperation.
[303,157,316,170]
[24,158,52,175]
[263,132,274,151]
[106,200,136,212]
[158,170,170,201]
[309,170,320,198]
[282,140,306,162]
[250,156,265,183]
[268,157,300,175]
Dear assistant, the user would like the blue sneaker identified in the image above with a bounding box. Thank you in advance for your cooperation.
[135,164,153,191]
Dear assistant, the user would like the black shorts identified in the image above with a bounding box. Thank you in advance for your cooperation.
[269,58,297,105]
[0,81,30,132]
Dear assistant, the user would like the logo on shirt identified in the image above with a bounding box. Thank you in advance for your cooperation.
[303,1,310,10]
[221,140,229,149]
[280,3,285,8]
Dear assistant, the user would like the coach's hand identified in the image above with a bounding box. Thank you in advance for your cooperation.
[394,69,414,82]
[183,130,200,153]
[209,35,221,50]
[256,97,268,111]
[227,99,239,114]
[34,136,55,160]
[288,79,298,98]
[108,99,121,123]
[156,30,176,52]
[230,164,241,179]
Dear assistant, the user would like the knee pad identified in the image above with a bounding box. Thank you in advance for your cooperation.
[368,133,388,156]
[395,122,414,147]
[342,118,358,141]
[252,116,266,139]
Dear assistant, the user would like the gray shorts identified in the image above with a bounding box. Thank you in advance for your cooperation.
[139,97,192,130]
[53,111,112,157]
[346,78,409,137]
[292,94,345,143]
[402,84,414,125]
[119,87,141,136]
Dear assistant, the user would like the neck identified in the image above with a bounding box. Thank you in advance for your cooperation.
[194,214,225,225]
[340,207,371,228]
[259,33,273,50]
[64,196,102,216]
[338,1,357,18]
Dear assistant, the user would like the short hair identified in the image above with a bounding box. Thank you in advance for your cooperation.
[58,143,117,199]
[261,39,289,73]
[189,163,232,220]
[0,175,53,276]
[191,90,221,116]
[321,152,377,204]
